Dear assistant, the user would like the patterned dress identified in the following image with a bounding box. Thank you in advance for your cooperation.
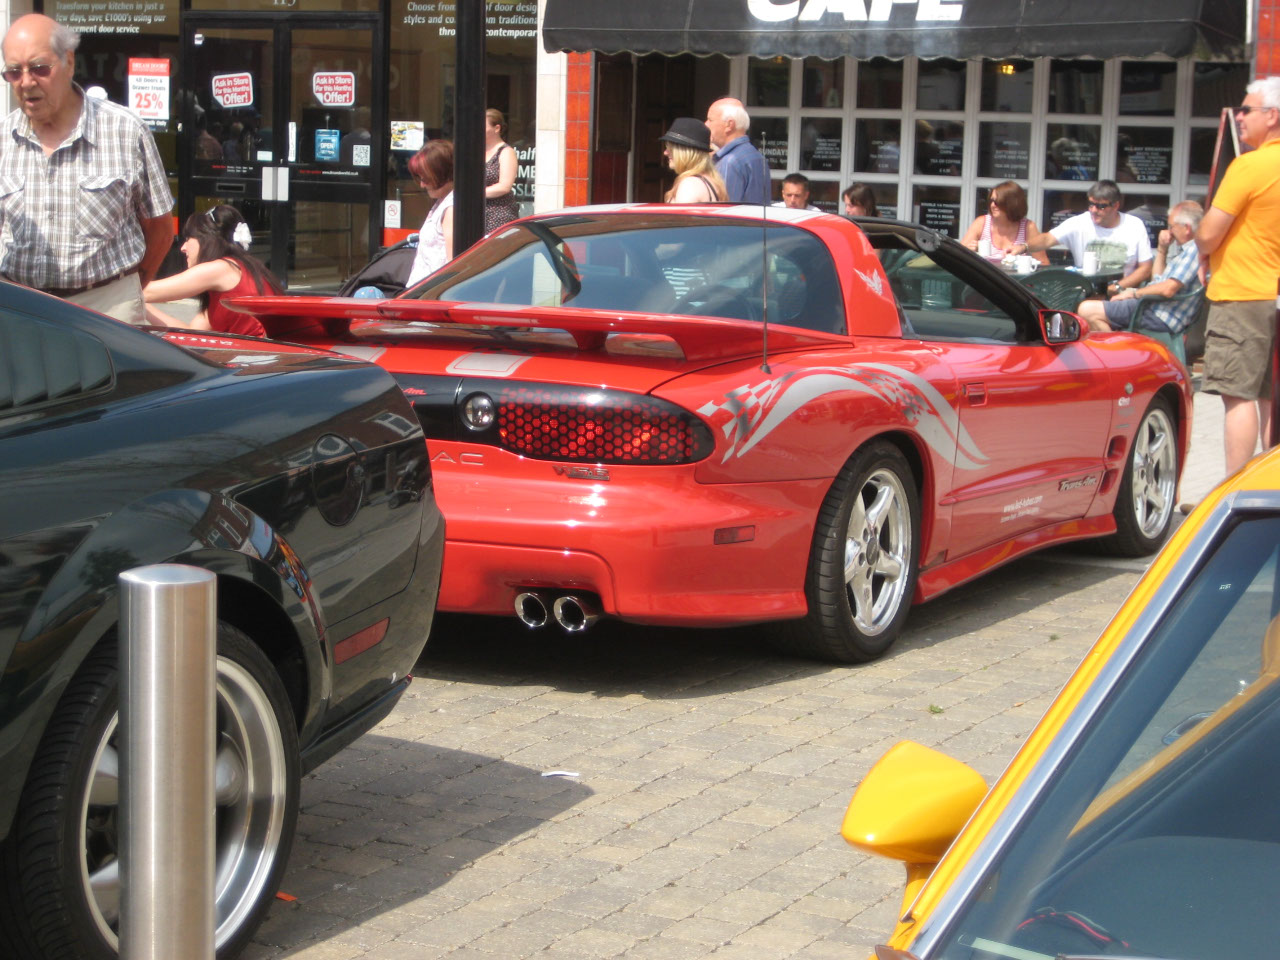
[484,144,519,233]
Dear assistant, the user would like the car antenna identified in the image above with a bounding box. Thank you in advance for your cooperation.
[759,133,771,374]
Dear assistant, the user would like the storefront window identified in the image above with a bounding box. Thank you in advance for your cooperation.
[981,59,1033,113]
[807,181,839,213]
[748,57,790,108]
[1193,63,1251,117]
[1048,60,1103,115]
[800,117,842,172]
[978,121,1030,180]
[1042,189,1089,231]
[917,59,965,112]
[855,118,901,174]
[752,116,790,173]
[192,0,377,8]
[913,184,962,237]
[857,58,902,109]
[1116,126,1173,185]
[1121,192,1170,245]
[1187,127,1218,186]
[1119,61,1176,117]
[802,58,843,109]
[916,119,963,177]
[1045,123,1100,181]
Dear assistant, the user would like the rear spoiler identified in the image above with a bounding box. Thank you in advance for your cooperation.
[227,296,846,363]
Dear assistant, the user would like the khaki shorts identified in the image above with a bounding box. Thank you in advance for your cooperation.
[1201,299,1276,400]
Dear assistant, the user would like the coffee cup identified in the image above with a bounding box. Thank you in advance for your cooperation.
[1083,251,1100,274]
[1016,256,1036,275]
[978,238,992,259]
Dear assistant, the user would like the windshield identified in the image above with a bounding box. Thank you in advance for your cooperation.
[402,214,847,334]
[931,512,1280,960]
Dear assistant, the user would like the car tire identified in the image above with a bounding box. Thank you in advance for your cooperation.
[773,441,920,663]
[1100,395,1179,557]
[0,621,299,960]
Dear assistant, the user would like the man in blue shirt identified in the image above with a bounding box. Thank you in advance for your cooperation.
[705,98,770,205]
[1076,200,1205,337]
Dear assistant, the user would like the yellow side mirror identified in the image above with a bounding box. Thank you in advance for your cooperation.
[842,740,988,862]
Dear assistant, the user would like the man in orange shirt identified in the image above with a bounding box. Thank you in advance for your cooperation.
[1197,76,1280,476]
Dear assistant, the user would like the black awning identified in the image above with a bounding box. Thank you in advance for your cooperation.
[542,0,1247,61]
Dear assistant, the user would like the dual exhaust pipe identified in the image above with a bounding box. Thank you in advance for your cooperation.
[514,591,600,633]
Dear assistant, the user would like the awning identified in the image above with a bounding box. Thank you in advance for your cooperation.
[542,0,1248,61]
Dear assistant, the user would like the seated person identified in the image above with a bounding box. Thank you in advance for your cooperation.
[772,173,821,211]
[960,180,1048,266]
[1077,201,1204,336]
[843,181,878,217]
[1011,179,1154,295]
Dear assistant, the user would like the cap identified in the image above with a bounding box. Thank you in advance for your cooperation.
[659,117,712,152]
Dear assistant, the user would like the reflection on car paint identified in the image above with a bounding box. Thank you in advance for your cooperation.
[445,352,533,376]
[698,361,990,469]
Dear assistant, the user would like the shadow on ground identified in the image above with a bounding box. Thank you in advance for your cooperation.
[419,546,1129,698]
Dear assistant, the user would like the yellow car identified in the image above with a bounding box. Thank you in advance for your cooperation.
[843,444,1280,960]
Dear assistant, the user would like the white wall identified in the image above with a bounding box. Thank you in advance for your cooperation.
[533,0,566,213]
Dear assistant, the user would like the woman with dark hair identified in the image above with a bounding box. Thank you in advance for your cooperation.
[961,180,1048,265]
[143,204,280,336]
[842,182,879,217]
[484,108,520,232]
[405,139,455,288]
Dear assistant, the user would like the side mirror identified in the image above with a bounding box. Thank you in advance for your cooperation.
[1040,308,1083,344]
[842,741,987,916]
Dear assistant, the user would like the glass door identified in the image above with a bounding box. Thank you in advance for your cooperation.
[182,17,384,291]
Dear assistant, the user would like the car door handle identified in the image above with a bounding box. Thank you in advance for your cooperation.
[962,382,987,405]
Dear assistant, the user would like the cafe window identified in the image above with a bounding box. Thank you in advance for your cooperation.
[752,116,790,173]
[854,118,901,175]
[803,58,843,110]
[1045,123,1101,182]
[1116,126,1173,186]
[857,58,902,109]
[979,122,1031,181]
[1048,60,1104,115]
[1123,192,1171,246]
[748,57,790,108]
[800,117,842,173]
[981,60,1034,113]
[917,59,966,112]
[1193,63,1251,118]
[1042,190,1090,231]
[1187,128,1218,186]
[913,184,962,237]
[916,119,964,177]
[1120,61,1176,117]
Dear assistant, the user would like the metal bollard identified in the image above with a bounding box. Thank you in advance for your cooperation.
[118,564,217,960]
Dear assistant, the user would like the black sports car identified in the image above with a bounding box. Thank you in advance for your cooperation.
[0,284,444,959]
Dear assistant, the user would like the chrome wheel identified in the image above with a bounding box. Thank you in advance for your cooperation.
[80,640,295,954]
[844,466,913,636]
[1129,404,1177,540]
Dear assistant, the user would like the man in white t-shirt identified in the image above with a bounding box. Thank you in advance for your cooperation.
[1013,180,1154,294]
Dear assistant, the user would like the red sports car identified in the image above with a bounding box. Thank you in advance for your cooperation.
[240,206,1190,662]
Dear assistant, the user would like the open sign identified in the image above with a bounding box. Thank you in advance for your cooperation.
[211,73,254,109]
[312,72,356,108]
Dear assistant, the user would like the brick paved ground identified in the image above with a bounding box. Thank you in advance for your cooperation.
[243,385,1227,960]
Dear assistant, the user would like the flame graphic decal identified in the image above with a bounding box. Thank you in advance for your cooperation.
[697,362,989,470]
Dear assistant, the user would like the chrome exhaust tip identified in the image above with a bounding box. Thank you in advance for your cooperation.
[552,594,600,633]
[514,591,550,629]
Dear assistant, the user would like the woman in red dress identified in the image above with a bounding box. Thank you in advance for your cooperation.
[144,205,281,336]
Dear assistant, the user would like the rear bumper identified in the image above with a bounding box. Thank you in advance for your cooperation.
[435,462,829,626]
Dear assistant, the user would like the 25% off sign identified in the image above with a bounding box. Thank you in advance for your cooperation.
[127,58,170,121]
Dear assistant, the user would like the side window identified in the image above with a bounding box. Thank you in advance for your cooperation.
[0,312,114,416]
[878,246,1020,343]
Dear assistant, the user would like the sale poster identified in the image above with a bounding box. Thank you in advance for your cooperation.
[127,57,169,122]
[312,72,356,108]
[211,72,254,110]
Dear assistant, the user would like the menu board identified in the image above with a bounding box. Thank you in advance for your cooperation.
[752,117,788,172]
[856,119,900,174]
[1045,124,1100,181]
[917,200,960,237]
[1117,127,1173,184]
[801,118,841,172]
[981,122,1030,180]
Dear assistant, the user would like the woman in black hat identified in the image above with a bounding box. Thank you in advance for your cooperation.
[660,117,726,203]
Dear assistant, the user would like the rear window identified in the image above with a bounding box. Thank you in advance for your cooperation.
[404,214,847,334]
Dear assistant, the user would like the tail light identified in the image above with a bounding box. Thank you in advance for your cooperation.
[398,375,714,465]
[492,385,712,463]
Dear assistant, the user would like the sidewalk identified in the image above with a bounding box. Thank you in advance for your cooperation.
[1180,378,1228,509]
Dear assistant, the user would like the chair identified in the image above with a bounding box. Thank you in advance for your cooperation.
[1126,288,1205,367]
[1016,267,1096,312]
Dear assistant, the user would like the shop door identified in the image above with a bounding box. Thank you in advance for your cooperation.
[182,18,383,291]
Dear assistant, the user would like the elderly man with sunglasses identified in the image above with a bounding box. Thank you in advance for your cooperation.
[1194,76,1280,480]
[1010,179,1153,294]
[0,14,172,325]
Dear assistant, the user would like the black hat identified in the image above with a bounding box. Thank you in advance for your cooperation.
[659,117,712,152]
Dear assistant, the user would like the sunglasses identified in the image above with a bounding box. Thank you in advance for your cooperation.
[2,62,54,83]
[1234,105,1274,116]
[1087,200,1116,210]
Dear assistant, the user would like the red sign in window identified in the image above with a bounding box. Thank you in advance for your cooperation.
[211,72,254,109]
[312,72,356,108]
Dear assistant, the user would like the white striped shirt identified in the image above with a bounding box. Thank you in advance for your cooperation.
[0,88,173,290]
